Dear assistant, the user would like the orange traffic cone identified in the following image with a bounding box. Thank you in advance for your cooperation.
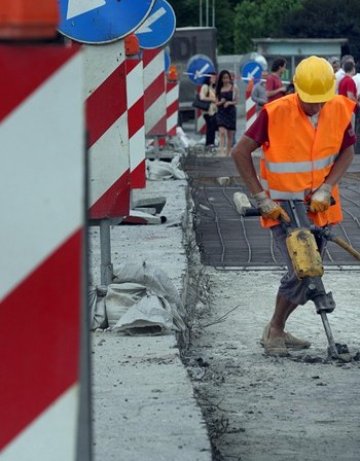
[167,64,178,82]
[125,34,140,56]
[0,0,59,40]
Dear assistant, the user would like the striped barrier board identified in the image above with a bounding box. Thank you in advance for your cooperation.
[85,40,130,219]
[195,86,207,135]
[126,56,146,189]
[245,79,256,129]
[0,43,87,460]
[143,48,167,137]
[166,80,179,137]
[195,109,207,135]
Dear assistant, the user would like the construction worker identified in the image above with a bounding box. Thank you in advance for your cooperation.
[231,56,356,356]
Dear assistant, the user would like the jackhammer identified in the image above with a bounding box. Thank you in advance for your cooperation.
[233,193,360,361]
[280,199,360,361]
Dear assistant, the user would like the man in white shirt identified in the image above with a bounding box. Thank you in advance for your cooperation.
[352,63,360,97]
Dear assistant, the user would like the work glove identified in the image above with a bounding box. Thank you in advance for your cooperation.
[253,191,290,222]
[310,183,332,213]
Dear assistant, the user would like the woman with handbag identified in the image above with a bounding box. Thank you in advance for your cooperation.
[215,70,239,155]
[199,72,218,151]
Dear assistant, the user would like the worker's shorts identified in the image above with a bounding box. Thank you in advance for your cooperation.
[271,224,328,306]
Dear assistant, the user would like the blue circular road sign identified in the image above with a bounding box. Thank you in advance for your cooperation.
[186,54,215,85]
[241,60,263,82]
[58,0,155,44]
[135,0,176,50]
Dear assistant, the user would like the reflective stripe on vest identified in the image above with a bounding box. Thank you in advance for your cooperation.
[266,153,338,174]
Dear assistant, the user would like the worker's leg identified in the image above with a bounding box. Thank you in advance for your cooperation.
[262,225,312,354]
[269,292,297,336]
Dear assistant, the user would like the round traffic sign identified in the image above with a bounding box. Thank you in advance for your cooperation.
[58,0,155,44]
[186,54,215,85]
[136,0,176,50]
[241,60,263,83]
[241,61,263,81]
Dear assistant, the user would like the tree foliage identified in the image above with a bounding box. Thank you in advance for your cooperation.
[171,0,237,54]
[281,0,360,59]
[233,0,302,53]
[170,0,360,59]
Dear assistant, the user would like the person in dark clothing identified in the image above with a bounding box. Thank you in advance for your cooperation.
[215,70,239,155]
[199,72,218,150]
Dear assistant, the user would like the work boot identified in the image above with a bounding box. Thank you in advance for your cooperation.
[284,332,311,350]
[261,324,289,357]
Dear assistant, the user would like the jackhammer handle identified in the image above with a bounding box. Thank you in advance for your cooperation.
[330,236,360,261]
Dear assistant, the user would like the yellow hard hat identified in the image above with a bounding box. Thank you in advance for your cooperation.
[293,56,336,103]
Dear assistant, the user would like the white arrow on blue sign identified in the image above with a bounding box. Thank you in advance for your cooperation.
[135,0,176,50]
[58,0,155,44]
[186,54,216,85]
[241,60,263,82]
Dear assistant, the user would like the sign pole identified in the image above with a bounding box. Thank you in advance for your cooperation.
[99,220,113,286]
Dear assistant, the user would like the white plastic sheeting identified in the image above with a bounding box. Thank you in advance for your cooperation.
[89,261,187,335]
[146,154,186,180]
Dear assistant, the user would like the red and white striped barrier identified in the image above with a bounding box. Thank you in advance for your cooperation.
[166,80,179,137]
[195,107,207,135]
[126,55,146,189]
[0,43,86,459]
[245,79,256,129]
[195,86,207,135]
[143,48,167,137]
[85,40,130,219]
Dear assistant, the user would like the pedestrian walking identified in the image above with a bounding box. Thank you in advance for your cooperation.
[338,60,357,102]
[328,56,340,73]
[338,60,358,129]
[352,62,360,154]
[266,57,287,103]
[251,71,268,113]
[215,69,239,156]
[231,56,356,356]
[199,71,218,151]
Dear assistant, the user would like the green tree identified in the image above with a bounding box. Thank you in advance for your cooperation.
[214,0,237,54]
[281,0,360,60]
[233,0,302,53]
[170,0,237,54]
[170,0,199,27]
[170,0,360,59]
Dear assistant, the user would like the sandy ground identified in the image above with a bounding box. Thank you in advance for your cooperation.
[184,206,360,461]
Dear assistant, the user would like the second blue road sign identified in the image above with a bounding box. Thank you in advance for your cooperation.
[135,0,176,50]
[241,60,263,82]
[186,54,216,85]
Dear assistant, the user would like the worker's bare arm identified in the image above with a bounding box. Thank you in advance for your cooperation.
[231,135,263,195]
[325,145,355,186]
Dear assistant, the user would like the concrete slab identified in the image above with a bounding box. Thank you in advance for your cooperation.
[89,180,212,461]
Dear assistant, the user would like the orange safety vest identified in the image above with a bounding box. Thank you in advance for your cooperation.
[259,94,355,228]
